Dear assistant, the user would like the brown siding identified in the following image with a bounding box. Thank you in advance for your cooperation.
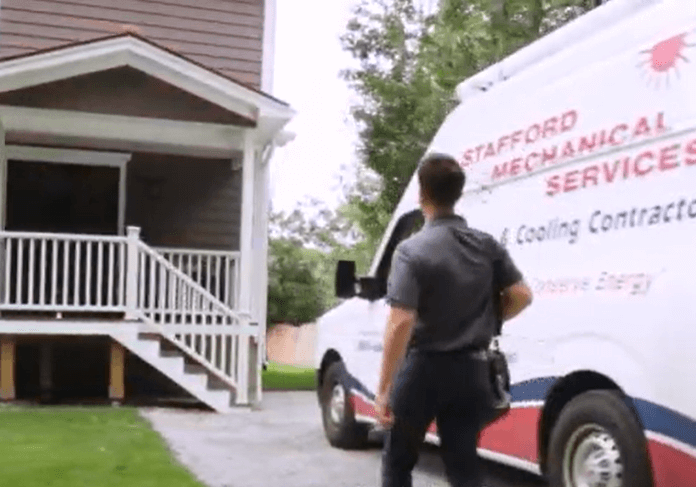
[0,0,265,88]
[126,153,242,251]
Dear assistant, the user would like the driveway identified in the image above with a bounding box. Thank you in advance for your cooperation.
[140,392,546,487]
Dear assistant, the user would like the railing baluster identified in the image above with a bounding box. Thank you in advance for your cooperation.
[28,239,35,305]
[168,269,175,325]
[51,239,58,306]
[138,249,145,311]
[4,238,12,305]
[232,257,237,309]
[149,253,156,320]
[178,272,184,324]
[107,243,115,307]
[234,257,240,309]
[159,262,166,325]
[62,240,69,306]
[219,257,226,307]
[96,242,104,307]
[118,242,125,309]
[211,325,218,369]
[206,255,212,298]
[39,239,47,305]
[16,238,23,305]
[85,241,92,306]
[232,335,239,381]
[184,285,191,327]
[223,258,229,308]
[74,240,81,306]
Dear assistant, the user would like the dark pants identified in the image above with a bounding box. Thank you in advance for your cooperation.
[381,348,493,487]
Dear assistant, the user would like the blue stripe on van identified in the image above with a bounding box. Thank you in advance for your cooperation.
[632,399,696,450]
[510,376,696,450]
[510,377,558,402]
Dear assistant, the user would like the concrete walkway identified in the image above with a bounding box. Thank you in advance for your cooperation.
[140,392,544,487]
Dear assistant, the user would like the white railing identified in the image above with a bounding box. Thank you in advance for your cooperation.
[0,227,254,404]
[0,231,128,312]
[154,247,239,310]
[136,240,253,401]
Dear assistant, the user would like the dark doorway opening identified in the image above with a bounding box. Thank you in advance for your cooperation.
[6,160,119,235]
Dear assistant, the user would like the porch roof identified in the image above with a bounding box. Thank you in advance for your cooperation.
[0,33,296,155]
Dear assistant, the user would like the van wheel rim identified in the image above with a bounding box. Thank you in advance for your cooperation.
[329,384,345,424]
[563,424,623,487]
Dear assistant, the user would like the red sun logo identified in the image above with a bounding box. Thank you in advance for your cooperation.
[639,31,695,88]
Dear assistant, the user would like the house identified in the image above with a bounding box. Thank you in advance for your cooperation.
[0,0,295,411]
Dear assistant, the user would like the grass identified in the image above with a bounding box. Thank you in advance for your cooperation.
[262,362,316,391]
[0,406,205,487]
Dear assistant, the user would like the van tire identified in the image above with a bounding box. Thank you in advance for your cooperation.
[547,390,653,487]
[320,361,369,450]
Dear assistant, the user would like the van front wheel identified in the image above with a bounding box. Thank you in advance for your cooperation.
[320,361,369,449]
[547,390,653,487]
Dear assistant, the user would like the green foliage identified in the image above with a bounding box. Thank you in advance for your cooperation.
[266,237,326,326]
[267,195,377,322]
[340,0,595,244]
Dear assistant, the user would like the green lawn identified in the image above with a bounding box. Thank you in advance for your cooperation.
[262,362,316,391]
[0,406,205,487]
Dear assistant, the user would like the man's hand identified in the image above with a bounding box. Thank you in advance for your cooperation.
[376,305,416,428]
[375,391,394,428]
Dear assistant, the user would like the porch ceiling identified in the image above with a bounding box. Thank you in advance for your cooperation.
[0,34,296,155]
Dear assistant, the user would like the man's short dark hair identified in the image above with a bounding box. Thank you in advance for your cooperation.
[417,153,466,208]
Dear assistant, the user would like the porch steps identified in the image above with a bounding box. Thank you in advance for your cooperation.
[112,330,235,413]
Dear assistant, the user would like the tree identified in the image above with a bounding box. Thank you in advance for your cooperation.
[340,0,595,245]
[340,0,436,245]
[268,196,375,316]
[266,237,325,326]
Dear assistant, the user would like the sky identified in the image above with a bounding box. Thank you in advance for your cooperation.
[269,0,361,215]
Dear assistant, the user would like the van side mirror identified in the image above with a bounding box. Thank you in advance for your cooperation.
[336,261,385,301]
[336,260,357,298]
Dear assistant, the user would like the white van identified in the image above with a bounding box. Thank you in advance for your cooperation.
[314,0,696,485]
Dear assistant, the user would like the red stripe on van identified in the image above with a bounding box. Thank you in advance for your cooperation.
[478,407,541,463]
[648,439,696,487]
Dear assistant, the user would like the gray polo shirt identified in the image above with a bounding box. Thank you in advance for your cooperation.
[386,214,523,352]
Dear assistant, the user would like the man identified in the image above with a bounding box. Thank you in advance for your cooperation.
[375,153,533,487]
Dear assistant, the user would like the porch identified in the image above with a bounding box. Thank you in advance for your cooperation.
[0,34,295,411]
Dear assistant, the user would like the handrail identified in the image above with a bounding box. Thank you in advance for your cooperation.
[154,246,240,258]
[0,230,127,243]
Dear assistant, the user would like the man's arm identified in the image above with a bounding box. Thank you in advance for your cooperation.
[501,280,533,322]
[493,238,533,322]
[378,245,419,397]
[377,306,416,397]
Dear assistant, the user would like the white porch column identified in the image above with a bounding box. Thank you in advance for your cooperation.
[0,121,5,231]
[249,143,273,404]
[236,131,257,405]
[0,121,6,307]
